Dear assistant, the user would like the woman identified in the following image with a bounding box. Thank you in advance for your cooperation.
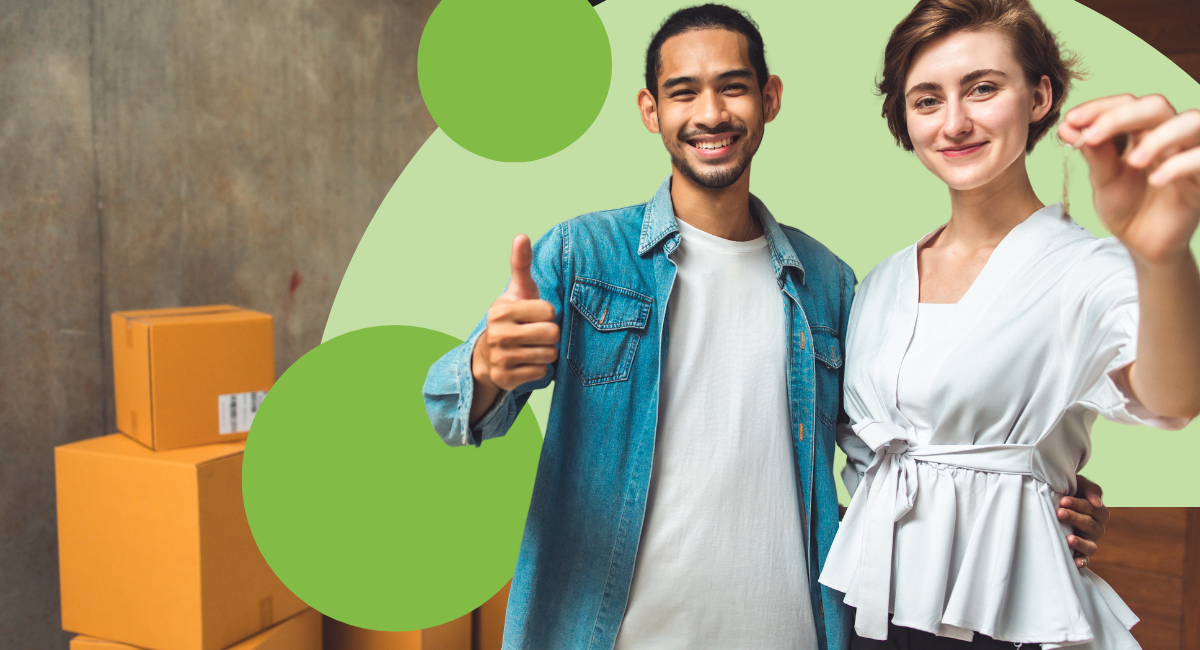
[818,0,1200,648]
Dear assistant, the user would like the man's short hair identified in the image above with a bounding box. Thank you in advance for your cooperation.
[644,4,770,99]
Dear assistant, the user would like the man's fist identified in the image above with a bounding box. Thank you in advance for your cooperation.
[472,235,561,395]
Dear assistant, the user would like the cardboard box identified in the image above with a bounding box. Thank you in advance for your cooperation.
[112,305,274,450]
[69,608,322,650]
[322,613,471,650]
[475,581,511,650]
[56,434,307,650]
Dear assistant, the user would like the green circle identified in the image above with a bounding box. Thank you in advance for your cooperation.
[417,0,611,162]
[242,325,542,630]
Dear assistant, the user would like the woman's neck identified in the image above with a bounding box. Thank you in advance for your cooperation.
[938,157,1045,251]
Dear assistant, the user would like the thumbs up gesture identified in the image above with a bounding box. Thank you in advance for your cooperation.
[472,235,560,399]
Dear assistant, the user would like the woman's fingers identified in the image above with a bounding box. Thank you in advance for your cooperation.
[1128,109,1200,170]
[1066,94,1176,148]
[1149,145,1200,187]
[1063,94,1139,130]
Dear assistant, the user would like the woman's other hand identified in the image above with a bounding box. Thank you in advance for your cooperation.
[1058,94,1200,265]
[1057,475,1109,569]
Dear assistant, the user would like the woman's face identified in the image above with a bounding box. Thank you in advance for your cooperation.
[903,29,1052,192]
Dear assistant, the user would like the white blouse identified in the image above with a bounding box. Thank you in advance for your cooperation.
[819,204,1190,649]
[896,303,957,442]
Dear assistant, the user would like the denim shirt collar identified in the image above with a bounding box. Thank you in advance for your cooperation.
[637,175,806,282]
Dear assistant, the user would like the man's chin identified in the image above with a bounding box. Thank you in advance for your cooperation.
[678,162,747,189]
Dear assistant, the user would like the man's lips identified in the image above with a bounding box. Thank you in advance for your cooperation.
[940,141,988,158]
[686,134,740,158]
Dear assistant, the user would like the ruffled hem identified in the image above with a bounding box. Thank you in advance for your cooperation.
[820,462,1140,649]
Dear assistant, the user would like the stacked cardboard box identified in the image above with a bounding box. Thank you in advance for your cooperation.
[70,609,323,650]
[322,614,472,650]
[55,306,317,650]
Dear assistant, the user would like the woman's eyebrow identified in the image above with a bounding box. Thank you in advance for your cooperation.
[906,69,1009,98]
[905,81,941,98]
[960,68,1008,85]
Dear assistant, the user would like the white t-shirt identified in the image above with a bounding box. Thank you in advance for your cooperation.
[614,217,817,650]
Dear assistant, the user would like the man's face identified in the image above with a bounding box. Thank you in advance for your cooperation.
[641,29,778,189]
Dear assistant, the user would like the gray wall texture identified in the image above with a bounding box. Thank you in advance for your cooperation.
[1,0,437,647]
[0,0,1196,648]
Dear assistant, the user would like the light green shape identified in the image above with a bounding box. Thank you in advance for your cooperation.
[328,0,1200,506]
[417,0,611,162]
[242,326,542,630]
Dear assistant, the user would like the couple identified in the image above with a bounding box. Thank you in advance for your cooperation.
[423,1,1200,649]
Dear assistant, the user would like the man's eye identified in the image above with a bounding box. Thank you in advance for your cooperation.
[669,90,695,98]
[724,84,748,92]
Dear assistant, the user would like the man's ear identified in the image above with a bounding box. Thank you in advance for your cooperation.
[638,88,661,134]
[762,75,783,124]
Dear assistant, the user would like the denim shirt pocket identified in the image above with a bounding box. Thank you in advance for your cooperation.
[811,327,843,426]
[566,277,653,386]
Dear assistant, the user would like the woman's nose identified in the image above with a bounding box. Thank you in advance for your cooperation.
[943,100,973,138]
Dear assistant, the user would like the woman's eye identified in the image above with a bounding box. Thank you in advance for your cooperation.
[915,97,937,109]
[973,84,997,95]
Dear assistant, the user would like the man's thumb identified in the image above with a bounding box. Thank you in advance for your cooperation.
[506,234,539,300]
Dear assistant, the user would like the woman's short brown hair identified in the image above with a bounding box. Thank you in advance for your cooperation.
[878,0,1085,153]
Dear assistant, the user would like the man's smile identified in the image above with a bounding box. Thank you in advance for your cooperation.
[686,133,741,158]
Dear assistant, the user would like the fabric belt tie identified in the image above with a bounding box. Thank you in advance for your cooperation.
[850,419,1038,641]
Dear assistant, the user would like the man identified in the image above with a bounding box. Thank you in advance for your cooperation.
[423,5,1107,649]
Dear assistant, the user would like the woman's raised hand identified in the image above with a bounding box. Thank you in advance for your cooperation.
[1058,94,1200,265]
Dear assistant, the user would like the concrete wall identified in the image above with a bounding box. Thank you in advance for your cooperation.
[0,0,1196,648]
[1,0,437,647]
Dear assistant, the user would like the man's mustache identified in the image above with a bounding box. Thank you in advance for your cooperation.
[677,125,749,141]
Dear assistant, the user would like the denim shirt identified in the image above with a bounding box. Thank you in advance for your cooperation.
[424,177,857,650]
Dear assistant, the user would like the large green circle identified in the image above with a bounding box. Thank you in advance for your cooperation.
[331,0,1200,506]
[242,326,542,630]
[417,0,611,162]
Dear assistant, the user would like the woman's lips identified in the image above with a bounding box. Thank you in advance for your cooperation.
[941,142,987,158]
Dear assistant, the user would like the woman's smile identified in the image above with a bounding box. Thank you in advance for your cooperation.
[939,141,989,158]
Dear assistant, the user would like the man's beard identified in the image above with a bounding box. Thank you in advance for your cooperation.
[670,127,761,189]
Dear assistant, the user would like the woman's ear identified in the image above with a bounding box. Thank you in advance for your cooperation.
[1031,74,1054,123]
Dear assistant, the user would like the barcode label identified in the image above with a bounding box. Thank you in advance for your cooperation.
[218,390,268,434]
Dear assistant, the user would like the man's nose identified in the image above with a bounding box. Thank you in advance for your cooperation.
[694,88,730,130]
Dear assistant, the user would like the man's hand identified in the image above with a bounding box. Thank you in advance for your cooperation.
[468,235,560,425]
[1057,475,1110,569]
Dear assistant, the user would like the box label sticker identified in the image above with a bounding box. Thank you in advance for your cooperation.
[218,390,268,434]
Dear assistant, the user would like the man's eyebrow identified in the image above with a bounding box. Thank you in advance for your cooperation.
[661,75,697,91]
[904,69,1008,98]
[716,68,755,81]
[661,68,755,91]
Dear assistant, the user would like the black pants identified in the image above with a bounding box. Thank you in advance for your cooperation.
[850,621,1042,649]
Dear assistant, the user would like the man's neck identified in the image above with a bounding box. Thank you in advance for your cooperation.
[668,167,757,241]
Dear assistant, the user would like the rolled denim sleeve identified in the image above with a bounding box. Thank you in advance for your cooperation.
[834,260,873,497]
[423,223,566,447]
